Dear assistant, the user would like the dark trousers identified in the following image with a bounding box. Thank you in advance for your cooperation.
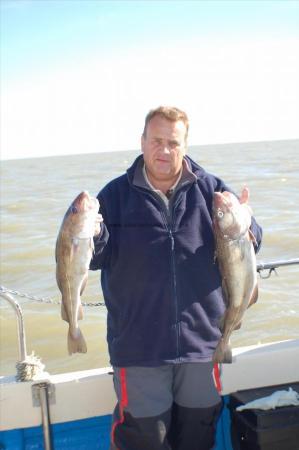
[110,363,222,450]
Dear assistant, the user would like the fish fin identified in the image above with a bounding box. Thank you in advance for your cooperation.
[213,339,233,364]
[80,274,88,296]
[69,238,80,261]
[67,328,87,355]
[248,229,257,246]
[248,283,258,308]
[61,302,69,322]
[218,314,226,333]
[213,250,217,264]
[212,341,222,364]
[222,345,233,364]
[233,320,242,331]
[221,279,230,307]
[220,313,241,332]
[78,303,84,320]
[90,237,95,253]
[69,244,74,262]
[55,239,58,263]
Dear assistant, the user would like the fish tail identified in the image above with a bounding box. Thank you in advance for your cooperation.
[213,339,233,364]
[67,328,87,355]
[61,302,68,322]
[222,345,233,364]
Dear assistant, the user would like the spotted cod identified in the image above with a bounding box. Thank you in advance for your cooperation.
[212,188,258,364]
[55,191,99,355]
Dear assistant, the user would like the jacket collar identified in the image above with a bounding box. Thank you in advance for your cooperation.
[128,154,199,192]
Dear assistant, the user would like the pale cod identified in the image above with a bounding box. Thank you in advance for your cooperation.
[56,191,99,355]
[212,188,258,364]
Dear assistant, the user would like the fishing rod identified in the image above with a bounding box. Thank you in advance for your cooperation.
[256,258,299,279]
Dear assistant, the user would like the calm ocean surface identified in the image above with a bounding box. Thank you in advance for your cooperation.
[1,140,299,376]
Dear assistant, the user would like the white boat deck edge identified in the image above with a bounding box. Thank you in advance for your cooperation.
[1,339,298,431]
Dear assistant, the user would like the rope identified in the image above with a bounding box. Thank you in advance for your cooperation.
[0,286,105,307]
[16,352,49,382]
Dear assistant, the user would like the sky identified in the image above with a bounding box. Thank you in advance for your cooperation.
[1,0,299,160]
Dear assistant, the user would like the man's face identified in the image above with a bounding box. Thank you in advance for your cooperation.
[141,115,187,185]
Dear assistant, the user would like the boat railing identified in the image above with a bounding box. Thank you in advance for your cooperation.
[0,286,48,382]
[1,256,298,378]
[0,287,28,362]
[256,258,299,278]
[1,258,299,450]
[0,286,54,449]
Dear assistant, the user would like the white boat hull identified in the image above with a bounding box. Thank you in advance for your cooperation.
[1,339,299,449]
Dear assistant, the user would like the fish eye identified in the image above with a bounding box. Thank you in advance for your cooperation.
[217,210,224,218]
[71,206,78,214]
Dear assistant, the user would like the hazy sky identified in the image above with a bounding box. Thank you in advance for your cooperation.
[1,0,299,160]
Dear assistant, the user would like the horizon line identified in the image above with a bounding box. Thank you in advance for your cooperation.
[1,137,298,162]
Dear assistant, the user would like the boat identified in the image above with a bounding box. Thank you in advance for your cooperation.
[1,260,299,450]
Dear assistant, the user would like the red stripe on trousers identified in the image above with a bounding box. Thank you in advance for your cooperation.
[213,363,222,393]
[111,368,128,449]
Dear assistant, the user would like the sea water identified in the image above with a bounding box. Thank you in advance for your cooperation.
[1,140,299,376]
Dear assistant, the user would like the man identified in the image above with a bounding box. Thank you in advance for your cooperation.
[90,106,262,450]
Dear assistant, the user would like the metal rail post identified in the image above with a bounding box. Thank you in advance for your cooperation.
[37,382,54,450]
[0,288,27,362]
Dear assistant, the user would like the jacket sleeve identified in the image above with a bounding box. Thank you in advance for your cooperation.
[89,195,110,271]
[250,216,263,254]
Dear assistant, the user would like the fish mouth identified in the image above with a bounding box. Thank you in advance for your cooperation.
[73,192,89,210]
[213,192,226,209]
[79,191,91,201]
[213,191,234,210]
[75,191,90,202]
[73,191,98,213]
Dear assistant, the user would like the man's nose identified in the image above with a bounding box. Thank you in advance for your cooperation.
[160,145,171,154]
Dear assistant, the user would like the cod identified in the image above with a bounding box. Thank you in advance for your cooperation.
[56,191,99,355]
[212,188,258,364]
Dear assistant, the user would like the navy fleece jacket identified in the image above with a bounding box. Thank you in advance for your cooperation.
[90,155,262,367]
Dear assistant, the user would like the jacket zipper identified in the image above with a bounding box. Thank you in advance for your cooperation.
[150,192,181,361]
[133,186,181,360]
[169,228,180,360]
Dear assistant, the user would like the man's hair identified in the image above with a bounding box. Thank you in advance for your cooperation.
[142,106,189,141]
